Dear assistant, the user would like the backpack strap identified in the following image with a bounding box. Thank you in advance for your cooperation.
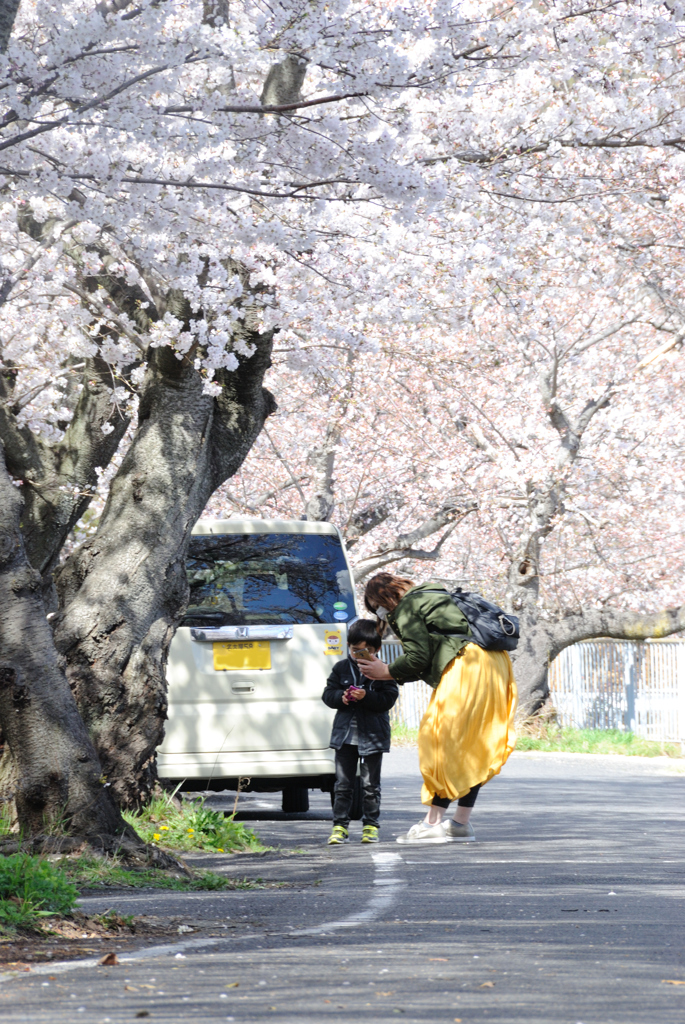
[415,589,471,638]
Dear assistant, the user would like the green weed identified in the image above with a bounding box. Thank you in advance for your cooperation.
[0,854,77,932]
[516,726,683,758]
[0,802,14,838]
[390,723,419,747]
[60,853,263,892]
[94,908,135,930]
[123,792,264,854]
[392,722,683,758]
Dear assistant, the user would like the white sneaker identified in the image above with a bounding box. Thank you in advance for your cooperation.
[396,821,449,845]
[442,819,476,843]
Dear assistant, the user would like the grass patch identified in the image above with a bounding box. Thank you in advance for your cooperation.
[0,850,267,935]
[393,721,683,758]
[0,804,14,839]
[123,792,264,854]
[516,726,683,758]
[391,723,419,746]
[60,853,264,892]
[0,854,78,933]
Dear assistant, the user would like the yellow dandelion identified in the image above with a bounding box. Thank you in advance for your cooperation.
[217,848,224,853]
[153,833,161,841]
[187,828,194,833]
[160,825,169,830]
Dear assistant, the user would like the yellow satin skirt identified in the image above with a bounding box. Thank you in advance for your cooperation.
[418,643,517,805]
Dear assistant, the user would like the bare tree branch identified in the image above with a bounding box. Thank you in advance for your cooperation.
[352,502,478,582]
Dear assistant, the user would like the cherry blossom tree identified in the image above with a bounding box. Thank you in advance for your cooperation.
[214,163,685,713]
[2,0,685,831]
[0,0,517,822]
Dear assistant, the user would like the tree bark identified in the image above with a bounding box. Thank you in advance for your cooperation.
[0,0,20,53]
[0,442,135,842]
[0,357,132,590]
[512,604,685,718]
[54,327,275,807]
[304,424,339,521]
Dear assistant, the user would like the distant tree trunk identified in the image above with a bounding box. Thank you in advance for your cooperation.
[0,0,21,53]
[54,332,275,807]
[304,424,339,521]
[511,604,685,718]
[0,443,134,842]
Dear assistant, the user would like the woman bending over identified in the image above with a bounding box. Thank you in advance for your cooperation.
[356,573,517,846]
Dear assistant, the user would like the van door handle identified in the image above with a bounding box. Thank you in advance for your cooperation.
[231,683,255,694]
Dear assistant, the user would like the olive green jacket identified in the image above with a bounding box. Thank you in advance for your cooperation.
[387,582,471,689]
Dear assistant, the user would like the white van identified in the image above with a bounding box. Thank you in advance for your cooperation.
[158,518,358,811]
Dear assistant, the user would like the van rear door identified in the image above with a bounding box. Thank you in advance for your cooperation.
[161,530,355,766]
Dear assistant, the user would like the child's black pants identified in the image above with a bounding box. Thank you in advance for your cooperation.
[333,744,382,829]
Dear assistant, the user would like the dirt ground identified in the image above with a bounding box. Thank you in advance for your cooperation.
[0,908,214,968]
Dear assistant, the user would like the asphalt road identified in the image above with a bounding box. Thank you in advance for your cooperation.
[1,747,684,1024]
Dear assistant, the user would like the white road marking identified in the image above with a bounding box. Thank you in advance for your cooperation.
[0,852,407,979]
[291,851,405,936]
[0,936,221,982]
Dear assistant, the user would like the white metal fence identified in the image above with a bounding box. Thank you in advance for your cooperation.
[382,638,685,741]
[549,639,685,743]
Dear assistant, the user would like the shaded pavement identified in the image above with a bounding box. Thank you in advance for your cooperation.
[1,747,684,1023]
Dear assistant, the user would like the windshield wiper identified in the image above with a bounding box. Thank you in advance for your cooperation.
[182,609,225,620]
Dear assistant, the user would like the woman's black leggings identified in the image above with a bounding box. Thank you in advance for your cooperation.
[431,783,481,809]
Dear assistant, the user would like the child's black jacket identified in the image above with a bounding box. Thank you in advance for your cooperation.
[322,658,399,756]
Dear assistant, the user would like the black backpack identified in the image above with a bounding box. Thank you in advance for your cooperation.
[424,587,520,652]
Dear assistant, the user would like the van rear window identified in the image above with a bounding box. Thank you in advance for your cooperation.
[182,533,355,626]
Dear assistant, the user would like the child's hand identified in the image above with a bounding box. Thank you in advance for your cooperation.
[355,654,393,680]
[348,686,366,701]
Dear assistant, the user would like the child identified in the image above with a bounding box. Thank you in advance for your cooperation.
[322,619,399,845]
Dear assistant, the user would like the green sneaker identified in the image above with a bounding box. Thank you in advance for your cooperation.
[327,825,349,845]
[361,825,379,844]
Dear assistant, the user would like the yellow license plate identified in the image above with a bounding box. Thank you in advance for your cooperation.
[213,641,271,671]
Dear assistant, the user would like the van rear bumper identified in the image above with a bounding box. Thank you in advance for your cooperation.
[163,774,336,794]
[157,749,336,786]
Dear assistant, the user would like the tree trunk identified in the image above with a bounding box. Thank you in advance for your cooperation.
[0,0,21,53]
[0,356,132,597]
[512,604,685,718]
[54,334,275,807]
[0,442,135,842]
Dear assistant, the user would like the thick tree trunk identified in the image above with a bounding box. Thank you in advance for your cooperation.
[54,334,275,807]
[0,356,132,593]
[512,604,685,718]
[0,0,21,53]
[0,443,135,842]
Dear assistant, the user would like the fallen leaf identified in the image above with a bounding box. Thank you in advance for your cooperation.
[479,981,495,989]
[124,985,138,992]
[138,985,156,990]
[98,953,118,967]
[376,991,394,997]
[429,958,448,962]
[454,1019,462,1022]
[662,980,685,985]
[323,999,331,1004]
[225,982,240,989]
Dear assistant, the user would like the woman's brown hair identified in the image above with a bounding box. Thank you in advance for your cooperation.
[363,573,415,616]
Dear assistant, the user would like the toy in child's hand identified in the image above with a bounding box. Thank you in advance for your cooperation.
[351,647,376,661]
[344,685,366,702]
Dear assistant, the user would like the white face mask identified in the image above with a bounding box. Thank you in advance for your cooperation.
[375,606,389,620]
